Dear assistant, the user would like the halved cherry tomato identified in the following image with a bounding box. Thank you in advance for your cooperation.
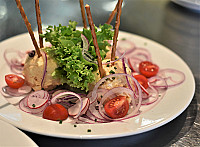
[43,104,68,121]
[5,74,25,89]
[104,96,129,119]
[139,61,159,78]
[134,74,149,89]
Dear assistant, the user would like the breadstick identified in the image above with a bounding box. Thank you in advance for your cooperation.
[85,4,105,78]
[106,1,119,24]
[15,0,41,57]
[79,0,87,28]
[111,0,123,62]
[35,0,43,48]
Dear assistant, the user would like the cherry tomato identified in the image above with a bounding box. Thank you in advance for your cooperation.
[5,74,25,89]
[139,61,159,78]
[134,74,149,89]
[104,96,129,119]
[43,104,68,121]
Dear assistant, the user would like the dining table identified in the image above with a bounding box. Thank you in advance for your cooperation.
[0,0,199,146]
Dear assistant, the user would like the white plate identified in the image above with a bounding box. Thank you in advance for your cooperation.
[0,31,195,139]
[172,0,200,11]
[0,119,38,146]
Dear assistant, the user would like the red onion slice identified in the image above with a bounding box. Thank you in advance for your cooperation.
[92,73,142,104]
[98,87,141,121]
[41,51,48,89]
[51,91,83,118]
[19,96,48,114]
[4,49,27,74]
[127,57,142,73]
[1,85,32,97]
[77,115,96,124]
[68,97,90,116]
[148,76,169,89]
[116,39,136,55]
[87,100,110,123]
[27,90,50,109]
[102,51,126,65]
[87,88,108,104]
[141,84,159,105]
[125,47,151,61]
[81,34,97,64]
[157,69,185,88]
[18,85,32,94]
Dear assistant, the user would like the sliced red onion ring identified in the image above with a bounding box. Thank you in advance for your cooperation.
[122,58,133,90]
[116,39,136,55]
[125,47,151,61]
[91,73,142,104]
[81,34,97,64]
[27,90,50,109]
[148,76,169,89]
[87,100,110,123]
[41,51,48,89]
[51,91,83,118]
[102,51,126,65]
[157,69,185,88]
[98,87,141,121]
[85,110,110,123]
[4,49,26,74]
[77,115,96,124]
[127,57,142,73]
[1,85,32,97]
[68,97,89,116]
[18,85,32,94]
[87,88,108,104]
[141,84,159,105]
[19,96,48,114]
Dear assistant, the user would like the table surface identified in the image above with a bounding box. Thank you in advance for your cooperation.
[0,0,199,146]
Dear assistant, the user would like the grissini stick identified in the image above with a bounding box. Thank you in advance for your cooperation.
[35,0,44,48]
[85,4,105,78]
[111,0,123,62]
[106,0,119,24]
[15,0,41,57]
[79,0,87,28]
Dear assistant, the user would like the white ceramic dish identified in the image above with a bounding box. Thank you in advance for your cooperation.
[0,119,38,146]
[0,31,195,139]
[172,0,200,11]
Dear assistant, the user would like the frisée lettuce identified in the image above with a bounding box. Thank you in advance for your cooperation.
[40,21,114,91]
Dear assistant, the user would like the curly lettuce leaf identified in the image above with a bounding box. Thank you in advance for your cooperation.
[41,21,113,91]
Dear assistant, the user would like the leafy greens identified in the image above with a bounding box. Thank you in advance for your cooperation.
[40,21,114,91]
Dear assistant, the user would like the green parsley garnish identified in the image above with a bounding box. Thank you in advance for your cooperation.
[114,66,117,70]
[87,129,91,132]
[122,38,126,40]
[32,104,35,108]
[59,120,63,124]
[106,64,110,67]
[109,70,115,74]
[112,77,115,80]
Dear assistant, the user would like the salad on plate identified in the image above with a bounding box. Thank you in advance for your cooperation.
[1,0,185,124]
